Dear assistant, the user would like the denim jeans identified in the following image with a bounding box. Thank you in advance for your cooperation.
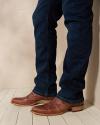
[32,0,93,104]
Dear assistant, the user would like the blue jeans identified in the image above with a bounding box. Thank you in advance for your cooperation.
[32,0,93,104]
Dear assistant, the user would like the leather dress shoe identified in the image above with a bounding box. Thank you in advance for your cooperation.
[31,97,84,116]
[11,92,54,106]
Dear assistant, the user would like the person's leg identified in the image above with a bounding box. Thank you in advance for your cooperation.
[57,0,93,103]
[32,0,62,97]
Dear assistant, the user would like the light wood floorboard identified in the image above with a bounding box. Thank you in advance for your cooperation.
[0,89,100,125]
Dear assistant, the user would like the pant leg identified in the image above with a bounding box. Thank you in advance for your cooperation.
[57,0,93,103]
[32,0,62,96]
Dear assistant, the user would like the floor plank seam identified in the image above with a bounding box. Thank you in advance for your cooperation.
[61,115,69,125]
[86,110,100,124]
[15,112,19,125]
[68,113,85,125]
[74,111,97,125]
[0,89,16,123]
[32,113,33,125]
[47,116,50,125]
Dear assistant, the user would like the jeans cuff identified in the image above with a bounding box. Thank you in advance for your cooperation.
[33,87,57,97]
[57,94,84,104]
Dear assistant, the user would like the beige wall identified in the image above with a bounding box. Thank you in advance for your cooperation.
[0,0,100,108]
[85,0,100,108]
[0,0,35,89]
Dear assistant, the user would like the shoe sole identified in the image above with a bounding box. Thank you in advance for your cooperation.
[31,105,84,116]
[11,100,51,107]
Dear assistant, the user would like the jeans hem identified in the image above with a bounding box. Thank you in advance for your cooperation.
[33,88,57,97]
[57,94,84,104]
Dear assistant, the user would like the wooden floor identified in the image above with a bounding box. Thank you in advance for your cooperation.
[0,88,100,125]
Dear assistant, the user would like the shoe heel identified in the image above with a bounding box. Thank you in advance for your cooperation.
[72,105,84,112]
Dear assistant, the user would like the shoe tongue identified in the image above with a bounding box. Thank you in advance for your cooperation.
[54,97,68,105]
[26,92,34,98]
[52,97,62,103]
[27,92,42,99]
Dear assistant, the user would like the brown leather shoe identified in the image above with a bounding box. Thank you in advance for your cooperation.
[31,97,84,116]
[11,92,54,106]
